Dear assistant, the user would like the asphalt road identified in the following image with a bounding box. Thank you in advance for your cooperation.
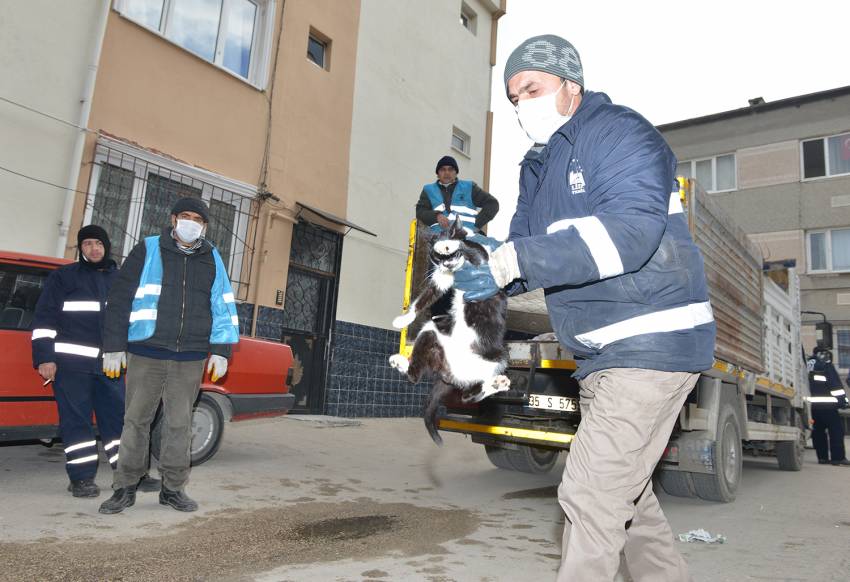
[1,415,849,582]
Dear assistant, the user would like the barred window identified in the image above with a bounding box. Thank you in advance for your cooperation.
[84,140,258,297]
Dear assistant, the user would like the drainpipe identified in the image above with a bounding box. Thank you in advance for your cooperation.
[55,0,111,258]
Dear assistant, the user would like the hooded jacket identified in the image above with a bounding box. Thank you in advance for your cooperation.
[508,91,716,379]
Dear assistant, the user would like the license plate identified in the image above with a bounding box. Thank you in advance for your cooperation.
[527,393,578,412]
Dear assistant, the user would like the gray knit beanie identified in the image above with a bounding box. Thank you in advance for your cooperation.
[503,34,583,97]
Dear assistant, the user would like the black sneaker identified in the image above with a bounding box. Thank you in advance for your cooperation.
[68,479,100,498]
[831,459,850,466]
[159,487,198,512]
[137,473,162,492]
[818,459,831,465]
[98,486,137,514]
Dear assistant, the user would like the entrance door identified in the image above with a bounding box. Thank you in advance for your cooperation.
[281,222,341,413]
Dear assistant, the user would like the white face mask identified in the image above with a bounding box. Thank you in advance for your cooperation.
[174,219,204,243]
[515,81,574,145]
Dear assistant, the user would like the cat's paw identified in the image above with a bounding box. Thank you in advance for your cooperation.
[392,311,416,329]
[474,375,511,402]
[388,354,410,374]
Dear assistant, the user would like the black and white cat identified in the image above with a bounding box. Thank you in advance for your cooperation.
[389,219,510,444]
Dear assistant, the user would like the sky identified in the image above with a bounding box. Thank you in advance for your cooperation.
[486,0,850,239]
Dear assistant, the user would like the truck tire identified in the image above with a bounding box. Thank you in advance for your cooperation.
[775,425,805,471]
[657,469,696,498]
[151,393,225,467]
[484,444,559,474]
[692,405,742,502]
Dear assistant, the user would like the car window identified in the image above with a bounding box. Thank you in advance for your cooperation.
[0,265,50,330]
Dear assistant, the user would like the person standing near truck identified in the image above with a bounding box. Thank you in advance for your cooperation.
[415,155,499,234]
[807,347,850,466]
[484,35,717,581]
[98,198,239,514]
[31,225,159,498]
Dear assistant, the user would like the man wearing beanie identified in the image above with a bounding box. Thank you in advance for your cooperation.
[486,35,716,581]
[98,197,239,514]
[31,225,158,498]
[415,155,499,234]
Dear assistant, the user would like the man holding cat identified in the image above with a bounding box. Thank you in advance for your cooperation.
[415,155,500,234]
[490,35,717,581]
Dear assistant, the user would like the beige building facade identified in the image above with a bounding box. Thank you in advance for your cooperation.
[659,87,850,374]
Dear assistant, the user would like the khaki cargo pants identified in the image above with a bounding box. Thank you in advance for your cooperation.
[557,368,698,582]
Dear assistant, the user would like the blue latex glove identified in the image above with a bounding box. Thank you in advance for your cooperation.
[466,233,503,253]
[452,261,500,302]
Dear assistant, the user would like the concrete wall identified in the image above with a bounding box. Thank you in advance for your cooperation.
[0,0,107,256]
[337,0,501,330]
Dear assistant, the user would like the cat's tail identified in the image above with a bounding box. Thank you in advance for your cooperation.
[423,379,454,446]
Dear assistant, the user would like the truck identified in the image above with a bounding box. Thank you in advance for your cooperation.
[0,249,295,465]
[398,178,812,503]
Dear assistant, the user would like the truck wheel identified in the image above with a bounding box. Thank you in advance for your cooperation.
[692,405,742,502]
[485,444,559,474]
[776,426,805,471]
[150,394,225,467]
[657,469,696,498]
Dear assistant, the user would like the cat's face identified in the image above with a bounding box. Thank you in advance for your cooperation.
[430,217,467,272]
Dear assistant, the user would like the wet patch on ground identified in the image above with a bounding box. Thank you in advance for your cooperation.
[0,501,478,582]
[502,485,558,499]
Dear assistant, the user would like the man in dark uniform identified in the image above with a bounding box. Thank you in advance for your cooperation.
[807,347,850,466]
[31,226,159,497]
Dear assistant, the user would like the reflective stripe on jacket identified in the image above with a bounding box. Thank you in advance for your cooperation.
[424,180,477,233]
[128,236,239,344]
[508,91,716,379]
[31,261,117,373]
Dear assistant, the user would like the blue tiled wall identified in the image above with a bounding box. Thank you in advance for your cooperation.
[326,321,432,417]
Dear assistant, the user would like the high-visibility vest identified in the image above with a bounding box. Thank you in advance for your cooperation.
[128,236,239,344]
[424,180,477,233]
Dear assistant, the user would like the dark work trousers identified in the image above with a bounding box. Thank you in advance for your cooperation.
[53,368,125,481]
[114,354,205,491]
[811,406,847,462]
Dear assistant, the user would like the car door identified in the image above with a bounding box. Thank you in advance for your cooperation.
[0,260,58,440]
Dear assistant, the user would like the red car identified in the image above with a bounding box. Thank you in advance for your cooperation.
[0,250,293,465]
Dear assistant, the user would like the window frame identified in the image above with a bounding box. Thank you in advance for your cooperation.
[307,27,331,71]
[460,2,477,35]
[835,326,850,372]
[84,136,257,284]
[806,226,850,274]
[800,131,850,181]
[113,0,276,89]
[677,153,737,193]
[451,126,471,157]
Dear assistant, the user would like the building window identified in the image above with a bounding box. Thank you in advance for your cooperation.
[460,2,477,34]
[114,0,275,87]
[807,227,850,273]
[85,139,258,296]
[801,132,850,179]
[836,327,850,370]
[676,154,736,192]
[307,29,330,70]
[451,126,470,156]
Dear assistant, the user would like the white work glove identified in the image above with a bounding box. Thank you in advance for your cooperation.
[207,355,228,382]
[103,352,126,379]
[489,242,522,288]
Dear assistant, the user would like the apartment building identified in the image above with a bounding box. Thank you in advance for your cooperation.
[1,0,504,417]
[658,86,850,374]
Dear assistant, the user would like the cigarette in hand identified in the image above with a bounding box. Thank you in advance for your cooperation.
[43,378,53,386]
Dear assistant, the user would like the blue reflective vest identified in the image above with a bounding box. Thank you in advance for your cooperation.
[424,180,477,233]
[128,236,239,344]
